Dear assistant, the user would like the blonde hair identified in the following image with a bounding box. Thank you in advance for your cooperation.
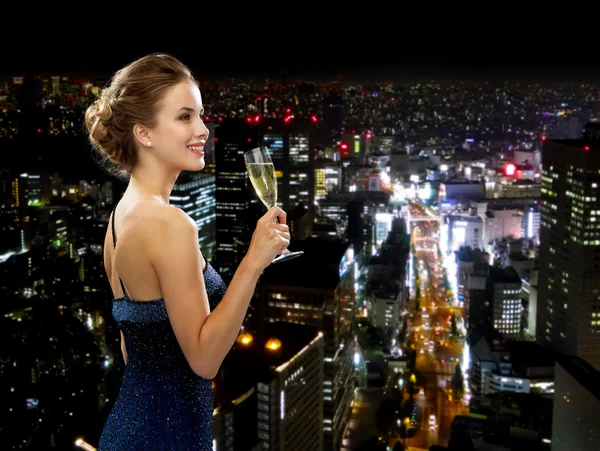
[84,53,198,180]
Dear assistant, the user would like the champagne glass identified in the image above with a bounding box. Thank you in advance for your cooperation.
[244,146,304,264]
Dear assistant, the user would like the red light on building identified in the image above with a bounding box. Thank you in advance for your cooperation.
[284,115,293,123]
[246,117,252,123]
[247,138,252,142]
[541,136,546,141]
[505,163,516,177]
[584,146,590,151]
[310,115,317,123]
[339,142,350,156]
[254,115,260,123]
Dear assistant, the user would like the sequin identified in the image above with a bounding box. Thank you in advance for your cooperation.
[98,262,227,451]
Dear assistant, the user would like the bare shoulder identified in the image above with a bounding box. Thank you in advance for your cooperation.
[127,201,195,230]
[130,203,198,255]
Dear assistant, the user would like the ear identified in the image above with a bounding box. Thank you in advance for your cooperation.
[133,124,152,148]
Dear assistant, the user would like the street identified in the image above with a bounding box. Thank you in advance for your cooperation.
[404,201,470,449]
[343,200,469,450]
[340,388,385,451]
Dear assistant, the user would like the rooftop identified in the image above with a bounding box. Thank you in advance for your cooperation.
[442,179,484,185]
[214,321,322,409]
[555,354,600,402]
[495,340,556,372]
[489,266,521,284]
[259,238,351,289]
[508,252,530,262]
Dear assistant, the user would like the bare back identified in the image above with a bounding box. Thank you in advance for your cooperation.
[104,198,205,301]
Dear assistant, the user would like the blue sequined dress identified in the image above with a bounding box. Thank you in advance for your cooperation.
[98,208,227,451]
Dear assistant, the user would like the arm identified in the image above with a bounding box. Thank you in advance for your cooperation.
[150,206,289,379]
[120,330,128,365]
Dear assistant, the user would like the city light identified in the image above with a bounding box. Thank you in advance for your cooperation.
[236,333,254,345]
[265,338,282,351]
[504,162,516,176]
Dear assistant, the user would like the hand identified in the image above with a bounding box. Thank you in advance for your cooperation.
[246,206,290,271]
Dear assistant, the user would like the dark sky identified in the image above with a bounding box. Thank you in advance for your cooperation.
[3,24,599,83]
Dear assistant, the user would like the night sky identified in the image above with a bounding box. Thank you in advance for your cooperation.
[2,21,599,82]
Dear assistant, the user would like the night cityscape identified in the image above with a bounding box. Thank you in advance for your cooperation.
[2,43,600,451]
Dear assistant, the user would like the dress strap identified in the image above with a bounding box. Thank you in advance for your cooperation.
[111,204,129,299]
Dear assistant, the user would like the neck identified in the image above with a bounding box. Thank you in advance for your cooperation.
[127,160,180,204]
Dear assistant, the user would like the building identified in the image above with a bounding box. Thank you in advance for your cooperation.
[371,284,402,343]
[258,117,318,211]
[445,215,483,253]
[467,262,492,334]
[213,322,324,451]
[483,341,555,397]
[318,190,389,244]
[0,170,24,253]
[494,179,541,199]
[314,159,342,202]
[489,266,522,339]
[483,207,522,250]
[439,179,486,202]
[469,335,554,399]
[468,332,497,397]
[520,204,540,245]
[552,355,600,451]
[214,119,257,282]
[521,268,538,338]
[256,239,357,451]
[170,172,216,262]
[338,133,372,162]
[537,124,600,370]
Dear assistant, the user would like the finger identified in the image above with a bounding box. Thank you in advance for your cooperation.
[265,205,286,224]
[274,223,289,233]
[277,231,291,241]
[279,236,290,248]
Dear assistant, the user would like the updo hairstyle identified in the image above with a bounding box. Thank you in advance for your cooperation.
[84,53,198,180]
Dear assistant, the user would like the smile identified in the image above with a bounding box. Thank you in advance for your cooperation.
[188,145,205,157]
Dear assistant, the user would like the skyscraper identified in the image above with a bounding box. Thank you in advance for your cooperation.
[213,322,325,451]
[170,171,217,262]
[537,123,600,369]
[256,239,357,451]
[258,117,317,212]
[214,119,257,282]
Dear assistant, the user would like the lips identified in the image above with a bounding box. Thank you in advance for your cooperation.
[188,141,205,157]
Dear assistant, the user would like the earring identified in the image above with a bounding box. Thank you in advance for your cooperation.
[146,141,152,147]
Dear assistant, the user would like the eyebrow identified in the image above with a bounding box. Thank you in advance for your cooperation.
[178,106,205,115]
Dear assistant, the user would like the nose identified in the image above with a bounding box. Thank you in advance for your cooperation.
[195,117,209,140]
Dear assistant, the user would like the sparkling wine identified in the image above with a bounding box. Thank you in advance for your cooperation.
[246,162,277,208]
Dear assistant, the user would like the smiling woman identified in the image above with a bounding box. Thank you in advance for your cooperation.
[83,53,290,451]
[85,54,208,181]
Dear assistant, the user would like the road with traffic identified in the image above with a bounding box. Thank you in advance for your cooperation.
[403,201,469,450]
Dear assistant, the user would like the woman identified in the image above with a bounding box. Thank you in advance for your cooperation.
[85,53,290,450]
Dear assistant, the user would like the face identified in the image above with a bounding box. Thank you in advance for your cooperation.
[146,81,209,172]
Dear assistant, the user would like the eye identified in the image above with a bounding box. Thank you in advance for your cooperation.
[180,114,191,121]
